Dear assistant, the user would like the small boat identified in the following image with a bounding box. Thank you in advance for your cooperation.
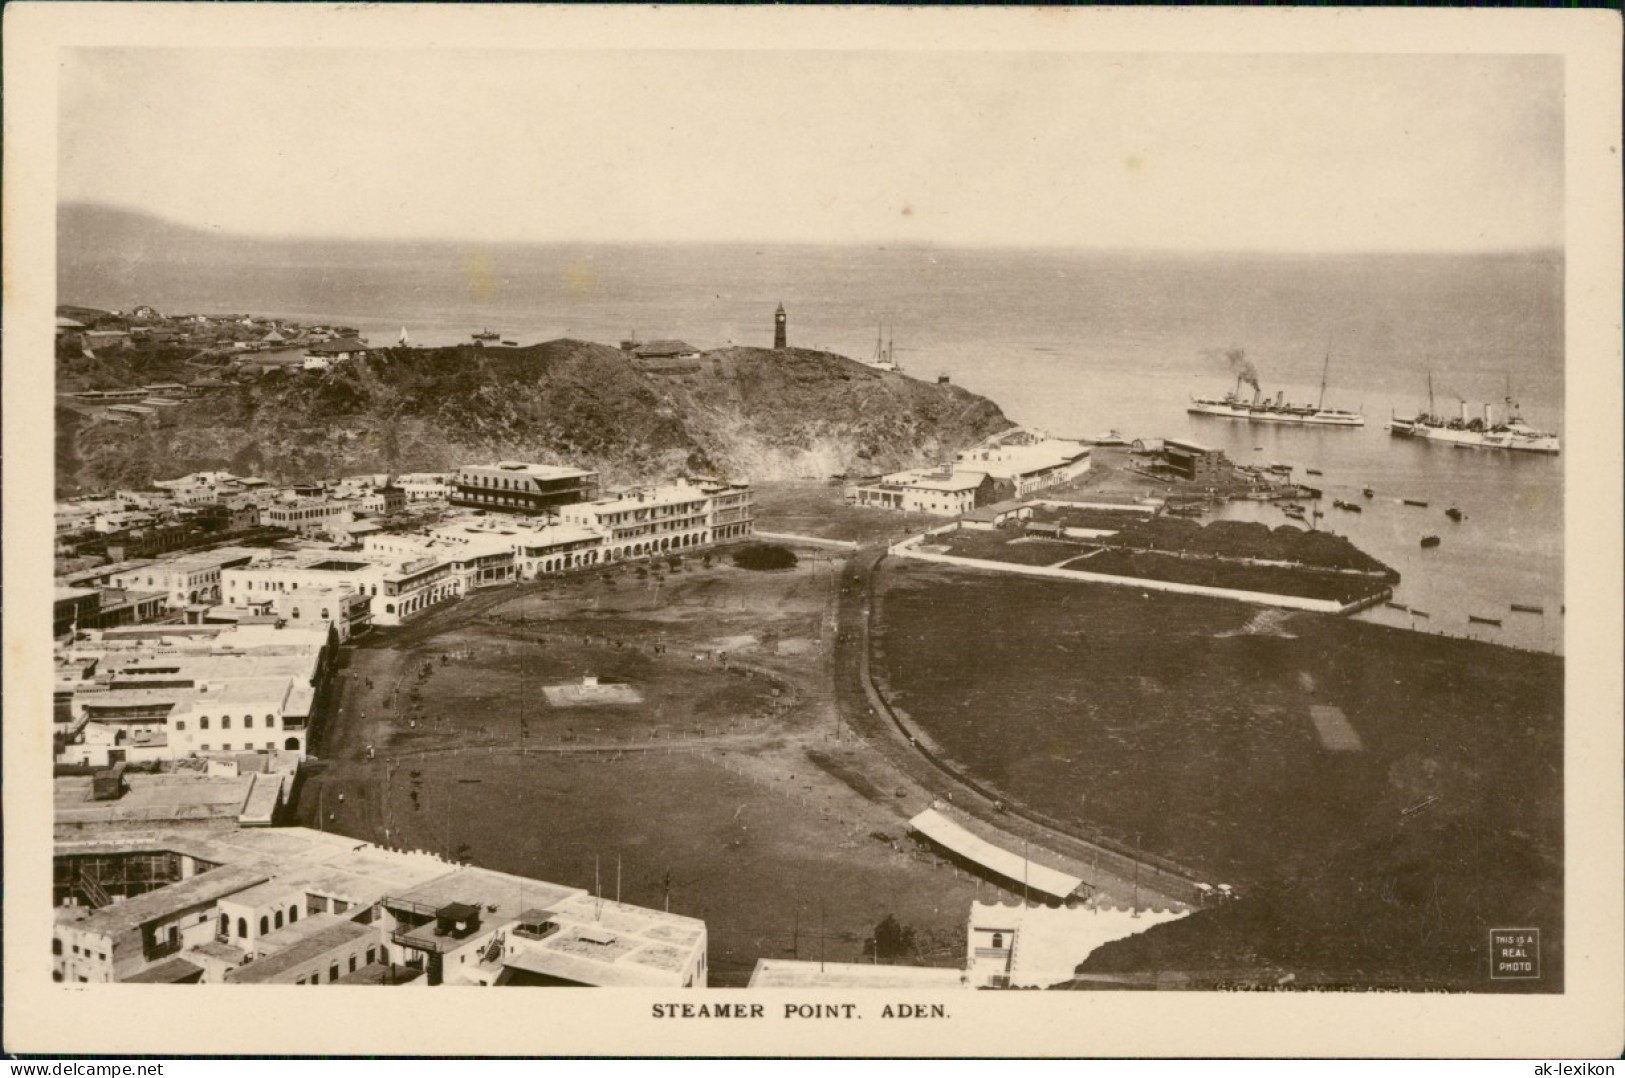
[1411,609,1431,619]
[1333,499,1362,513]
[1267,462,1293,475]
[501,340,519,347]
[1445,507,1464,522]
[1468,615,1502,627]
[1305,469,1323,477]
[398,326,410,346]
[1383,601,1409,612]
[1361,487,1374,498]
[472,327,500,342]
[1404,498,1430,508]
[1510,603,1545,615]
[1420,535,1441,548]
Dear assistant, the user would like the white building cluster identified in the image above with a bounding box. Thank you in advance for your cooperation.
[52,460,753,773]
[846,430,1092,517]
[55,623,335,766]
[54,827,708,988]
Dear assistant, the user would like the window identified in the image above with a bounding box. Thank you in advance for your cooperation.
[52,938,62,955]
[201,743,210,751]
[175,720,186,731]
[245,715,254,728]
[329,964,340,983]
[289,906,298,923]
[260,916,269,935]
[274,910,284,930]
[223,743,232,751]
[266,714,276,727]
[366,947,377,965]
[237,918,247,939]
[200,716,210,729]
[222,716,231,729]
[349,955,358,973]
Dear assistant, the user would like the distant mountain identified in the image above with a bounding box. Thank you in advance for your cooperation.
[57,338,1014,493]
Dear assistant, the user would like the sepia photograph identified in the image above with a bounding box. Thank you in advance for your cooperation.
[4,3,1620,1059]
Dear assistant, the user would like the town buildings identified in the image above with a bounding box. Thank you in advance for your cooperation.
[54,623,335,765]
[848,467,1000,516]
[846,430,1092,518]
[954,432,1093,497]
[222,550,457,628]
[451,462,600,515]
[53,827,708,987]
[558,478,754,560]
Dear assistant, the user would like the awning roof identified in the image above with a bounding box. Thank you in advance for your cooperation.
[908,808,1083,900]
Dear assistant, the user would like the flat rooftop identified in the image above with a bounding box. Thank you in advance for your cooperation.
[958,439,1091,476]
[462,462,597,480]
[252,911,350,956]
[226,919,375,984]
[497,891,706,987]
[390,865,581,929]
[63,864,269,940]
[55,772,255,827]
[54,827,462,909]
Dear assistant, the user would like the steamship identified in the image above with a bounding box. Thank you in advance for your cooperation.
[1387,376,1560,455]
[1187,351,1365,428]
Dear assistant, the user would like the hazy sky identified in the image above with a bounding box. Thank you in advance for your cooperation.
[58,49,1563,251]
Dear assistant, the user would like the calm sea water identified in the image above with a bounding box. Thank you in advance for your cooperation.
[63,242,1565,652]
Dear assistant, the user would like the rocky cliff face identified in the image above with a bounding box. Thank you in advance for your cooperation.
[58,340,1014,493]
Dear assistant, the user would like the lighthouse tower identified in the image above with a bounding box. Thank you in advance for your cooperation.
[773,303,787,350]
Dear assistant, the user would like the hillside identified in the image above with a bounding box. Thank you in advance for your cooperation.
[56,340,1013,494]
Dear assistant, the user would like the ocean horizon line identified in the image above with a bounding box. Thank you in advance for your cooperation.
[59,201,1564,261]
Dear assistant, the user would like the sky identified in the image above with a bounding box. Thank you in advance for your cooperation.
[58,48,1564,252]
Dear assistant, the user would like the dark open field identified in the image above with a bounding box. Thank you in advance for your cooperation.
[939,529,1389,604]
[294,554,991,985]
[1063,550,1389,604]
[870,559,1563,990]
[939,532,1082,567]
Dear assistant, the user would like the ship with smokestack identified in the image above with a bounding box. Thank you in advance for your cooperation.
[1388,375,1560,455]
[1188,349,1365,428]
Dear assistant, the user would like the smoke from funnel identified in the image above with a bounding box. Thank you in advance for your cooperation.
[1224,347,1260,393]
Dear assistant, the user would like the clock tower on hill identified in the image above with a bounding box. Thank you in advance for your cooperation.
[773,303,787,350]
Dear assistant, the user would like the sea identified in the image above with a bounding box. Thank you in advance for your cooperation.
[62,242,1566,654]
